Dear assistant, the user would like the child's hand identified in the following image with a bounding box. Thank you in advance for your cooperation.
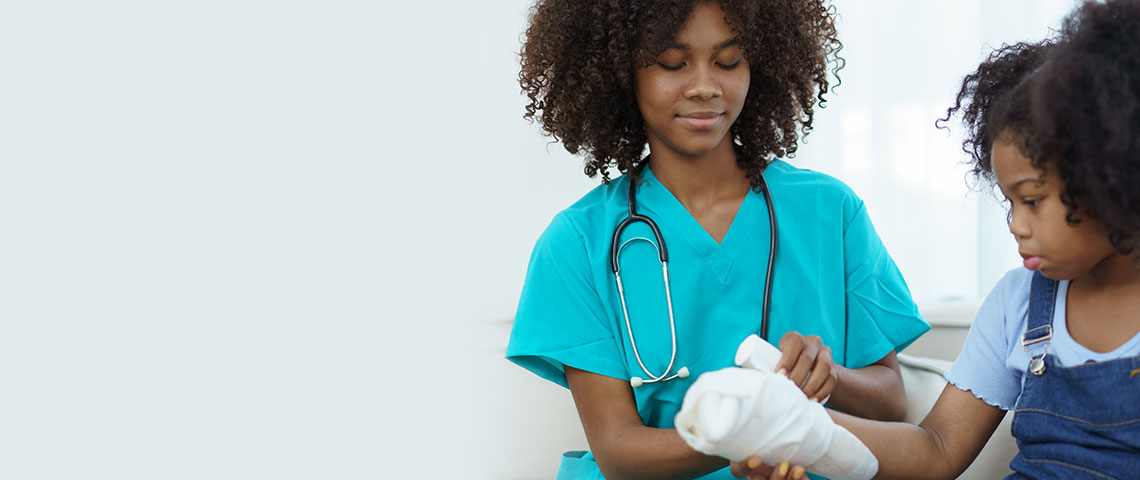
[775,331,838,403]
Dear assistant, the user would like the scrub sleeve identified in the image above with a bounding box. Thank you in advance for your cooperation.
[507,211,627,387]
[839,201,927,368]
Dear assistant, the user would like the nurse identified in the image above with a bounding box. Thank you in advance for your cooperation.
[507,1,930,479]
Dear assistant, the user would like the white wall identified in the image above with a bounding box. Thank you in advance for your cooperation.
[0,1,1077,479]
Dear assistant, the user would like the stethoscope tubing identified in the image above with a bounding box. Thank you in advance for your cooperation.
[611,163,777,387]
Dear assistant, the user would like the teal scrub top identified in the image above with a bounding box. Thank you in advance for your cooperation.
[506,160,930,480]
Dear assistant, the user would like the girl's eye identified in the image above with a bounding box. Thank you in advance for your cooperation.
[717,60,741,70]
[657,62,684,71]
[1023,199,1040,207]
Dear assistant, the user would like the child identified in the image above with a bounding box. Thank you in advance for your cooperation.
[506,1,930,479]
[732,0,1140,478]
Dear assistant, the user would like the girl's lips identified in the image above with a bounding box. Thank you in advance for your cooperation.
[677,114,723,129]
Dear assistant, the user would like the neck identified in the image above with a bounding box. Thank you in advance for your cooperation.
[1078,253,1140,291]
[646,139,751,209]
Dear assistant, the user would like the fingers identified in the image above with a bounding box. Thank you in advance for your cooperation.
[730,457,806,480]
[769,464,806,480]
[786,336,820,388]
[790,465,806,479]
[800,344,834,399]
[728,458,748,478]
[776,332,803,375]
[809,374,837,403]
[766,461,789,480]
[730,456,774,479]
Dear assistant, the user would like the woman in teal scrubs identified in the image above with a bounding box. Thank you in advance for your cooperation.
[507,1,930,479]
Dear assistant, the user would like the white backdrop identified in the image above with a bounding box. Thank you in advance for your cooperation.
[0,1,1077,479]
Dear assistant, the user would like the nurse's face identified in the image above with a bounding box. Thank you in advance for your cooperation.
[634,2,749,159]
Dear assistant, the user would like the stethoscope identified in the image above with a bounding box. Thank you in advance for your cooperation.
[611,163,778,388]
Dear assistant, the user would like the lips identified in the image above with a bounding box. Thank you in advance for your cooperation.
[677,112,723,129]
[1020,253,1043,270]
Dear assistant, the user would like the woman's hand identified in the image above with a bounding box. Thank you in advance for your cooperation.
[775,331,839,403]
[729,458,807,480]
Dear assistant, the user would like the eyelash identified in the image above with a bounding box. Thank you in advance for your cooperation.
[656,61,741,71]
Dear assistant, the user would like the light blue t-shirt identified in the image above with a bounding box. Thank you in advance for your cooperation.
[946,267,1140,410]
[507,160,930,479]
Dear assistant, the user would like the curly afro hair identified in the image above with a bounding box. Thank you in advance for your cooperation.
[1031,0,1140,255]
[942,0,1140,256]
[519,0,843,190]
[938,40,1054,185]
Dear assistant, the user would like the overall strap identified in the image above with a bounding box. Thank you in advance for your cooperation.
[1022,271,1059,375]
[1025,271,1058,336]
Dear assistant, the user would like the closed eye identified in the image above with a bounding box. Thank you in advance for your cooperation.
[717,61,741,70]
[657,62,684,71]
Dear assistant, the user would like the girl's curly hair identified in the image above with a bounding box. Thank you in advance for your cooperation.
[519,0,843,190]
[1032,0,1140,255]
[938,41,1053,185]
[941,0,1140,256]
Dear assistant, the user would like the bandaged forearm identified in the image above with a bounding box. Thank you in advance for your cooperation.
[674,367,878,480]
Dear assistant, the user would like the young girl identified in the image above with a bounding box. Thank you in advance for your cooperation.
[506,1,929,479]
[732,0,1140,478]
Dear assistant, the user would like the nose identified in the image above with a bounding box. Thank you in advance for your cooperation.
[683,65,721,100]
[1008,206,1031,239]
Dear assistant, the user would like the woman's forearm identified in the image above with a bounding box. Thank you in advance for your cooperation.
[565,366,727,480]
[589,424,727,480]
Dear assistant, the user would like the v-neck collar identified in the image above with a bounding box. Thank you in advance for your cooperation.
[639,166,766,283]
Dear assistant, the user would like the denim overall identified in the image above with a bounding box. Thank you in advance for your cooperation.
[1006,272,1140,479]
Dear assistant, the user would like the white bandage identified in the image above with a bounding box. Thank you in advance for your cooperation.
[674,367,878,480]
[734,334,829,404]
[734,333,783,371]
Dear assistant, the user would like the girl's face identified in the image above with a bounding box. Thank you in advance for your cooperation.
[633,2,749,159]
[992,137,1116,280]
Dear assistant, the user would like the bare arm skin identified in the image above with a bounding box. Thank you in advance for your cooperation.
[830,384,1006,479]
[732,384,1006,480]
[826,351,906,421]
[565,365,727,480]
[776,332,908,421]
